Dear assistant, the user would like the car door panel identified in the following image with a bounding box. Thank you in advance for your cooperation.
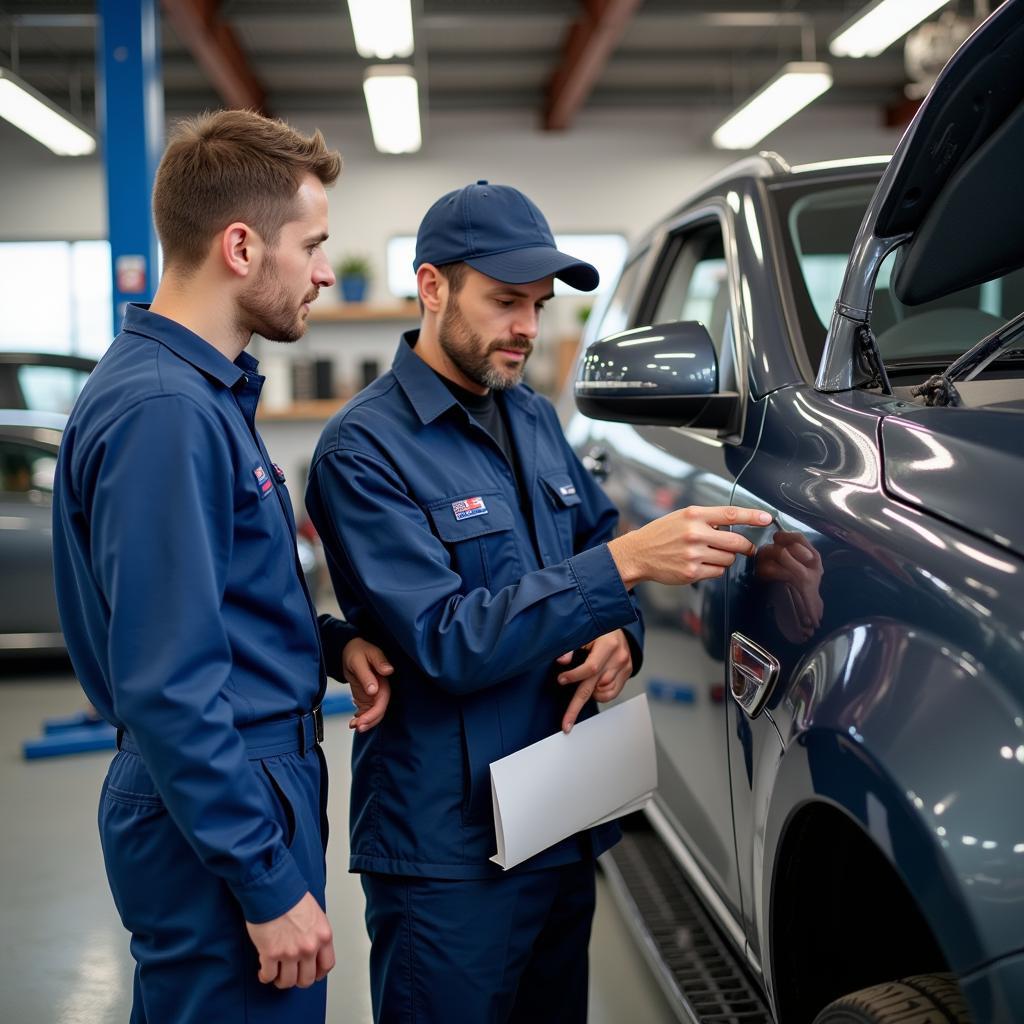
[0,498,59,634]
[579,413,745,912]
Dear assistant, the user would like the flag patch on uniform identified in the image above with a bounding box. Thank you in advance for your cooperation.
[558,484,577,497]
[452,496,488,520]
[253,464,273,496]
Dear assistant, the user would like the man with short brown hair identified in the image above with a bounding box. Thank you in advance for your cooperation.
[52,110,391,1023]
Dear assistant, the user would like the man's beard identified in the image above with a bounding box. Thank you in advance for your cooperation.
[438,295,532,391]
[238,255,317,344]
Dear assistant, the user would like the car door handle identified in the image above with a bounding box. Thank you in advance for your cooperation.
[583,446,609,481]
[729,633,780,718]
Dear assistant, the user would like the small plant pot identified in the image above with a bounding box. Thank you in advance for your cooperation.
[340,275,368,303]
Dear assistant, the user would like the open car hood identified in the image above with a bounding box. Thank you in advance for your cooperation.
[882,405,1024,558]
[817,0,1024,393]
[874,0,1024,306]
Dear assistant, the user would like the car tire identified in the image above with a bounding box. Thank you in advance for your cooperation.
[812,973,970,1024]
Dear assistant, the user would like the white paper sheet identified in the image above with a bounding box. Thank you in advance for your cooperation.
[489,694,657,870]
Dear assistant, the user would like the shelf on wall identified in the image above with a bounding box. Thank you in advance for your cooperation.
[307,301,419,323]
[257,398,348,422]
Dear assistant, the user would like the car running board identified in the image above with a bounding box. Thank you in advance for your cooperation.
[600,818,772,1024]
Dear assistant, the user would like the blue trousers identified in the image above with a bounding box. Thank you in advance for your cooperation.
[98,745,329,1024]
[361,859,597,1024]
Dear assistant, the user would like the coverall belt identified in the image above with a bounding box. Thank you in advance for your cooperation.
[117,706,325,760]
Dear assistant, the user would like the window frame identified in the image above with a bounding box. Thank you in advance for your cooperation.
[763,171,885,384]
[633,204,748,443]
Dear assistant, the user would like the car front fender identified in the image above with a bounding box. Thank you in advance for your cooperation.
[757,619,1024,990]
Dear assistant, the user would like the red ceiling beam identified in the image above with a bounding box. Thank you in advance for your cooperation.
[161,0,268,114]
[544,0,643,131]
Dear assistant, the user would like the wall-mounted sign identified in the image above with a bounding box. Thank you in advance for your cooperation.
[115,254,146,294]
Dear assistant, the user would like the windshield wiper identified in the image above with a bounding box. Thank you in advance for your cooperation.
[912,308,1024,407]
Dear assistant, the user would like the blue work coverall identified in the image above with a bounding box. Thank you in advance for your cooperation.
[305,331,645,1023]
[52,304,357,1023]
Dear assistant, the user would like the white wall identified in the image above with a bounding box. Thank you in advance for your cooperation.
[0,123,106,240]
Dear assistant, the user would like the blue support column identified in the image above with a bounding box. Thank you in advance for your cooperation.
[97,0,163,333]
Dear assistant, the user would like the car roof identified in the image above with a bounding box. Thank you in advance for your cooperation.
[695,152,890,197]
[628,152,889,255]
[0,409,68,432]
[0,352,97,372]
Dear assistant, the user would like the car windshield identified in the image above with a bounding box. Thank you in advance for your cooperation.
[771,176,1024,374]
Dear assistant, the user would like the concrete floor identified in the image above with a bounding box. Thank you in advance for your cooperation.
[1,663,678,1024]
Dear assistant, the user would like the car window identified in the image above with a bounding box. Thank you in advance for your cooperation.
[871,251,1024,364]
[649,222,737,391]
[786,184,876,331]
[770,180,877,371]
[589,253,646,343]
[16,365,90,414]
[777,179,1024,370]
[0,439,57,499]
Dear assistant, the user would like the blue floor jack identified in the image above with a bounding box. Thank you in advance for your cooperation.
[22,691,357,760]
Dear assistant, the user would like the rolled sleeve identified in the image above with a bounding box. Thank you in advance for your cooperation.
[567,543,636,639]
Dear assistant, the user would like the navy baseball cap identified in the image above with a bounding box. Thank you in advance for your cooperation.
[413,181,599,292]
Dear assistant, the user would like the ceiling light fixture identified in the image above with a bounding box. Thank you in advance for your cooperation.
[363,66,422,154]
[830,0,953,59]
[712,62,833,150]
[347,0,415,60]
[0,67,95,156]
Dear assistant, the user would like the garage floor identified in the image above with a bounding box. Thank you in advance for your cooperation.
[2,664,678,1024]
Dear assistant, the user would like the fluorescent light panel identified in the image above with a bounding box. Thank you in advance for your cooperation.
[0,67,95,156]
[830,0,952,59]
[363,66,421,154]
[712,63,833,151]
[347,0,414,60]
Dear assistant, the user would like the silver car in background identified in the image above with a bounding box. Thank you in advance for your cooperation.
[0,410,65,654]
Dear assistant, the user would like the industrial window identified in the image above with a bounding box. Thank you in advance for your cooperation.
[385,233,628,301]
[0,241,113,358]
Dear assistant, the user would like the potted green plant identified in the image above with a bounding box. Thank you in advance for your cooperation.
[336,254,371,303]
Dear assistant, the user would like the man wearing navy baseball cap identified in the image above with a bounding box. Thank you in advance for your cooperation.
[415,178,599,291]
[306,182,770,1023]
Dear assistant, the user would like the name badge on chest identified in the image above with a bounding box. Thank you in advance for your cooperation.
[452,496,488,521]
[253,463,274,499]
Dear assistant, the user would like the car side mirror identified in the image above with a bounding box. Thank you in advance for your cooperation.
[574,321,740,429]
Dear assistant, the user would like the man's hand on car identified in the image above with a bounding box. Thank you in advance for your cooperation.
[246,891,335,989]
[555,629,633,733]
[608,505,771,587]
[341,637,394,732]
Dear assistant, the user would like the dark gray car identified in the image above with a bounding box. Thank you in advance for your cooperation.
[570,4,1024,1022]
